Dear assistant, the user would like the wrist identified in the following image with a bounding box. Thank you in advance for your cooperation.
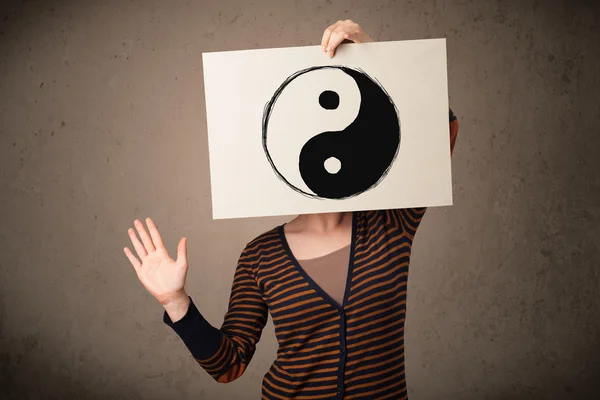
[162,291,190,323]
[159,290,188,307]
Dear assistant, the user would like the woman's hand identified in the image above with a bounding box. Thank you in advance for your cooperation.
[124,217,189,314]
[321,19,374,58]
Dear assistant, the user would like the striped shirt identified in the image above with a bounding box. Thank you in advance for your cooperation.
[164,207,427,399]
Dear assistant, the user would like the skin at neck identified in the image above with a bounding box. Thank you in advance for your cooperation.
[283,211,353,260]
[294,212,348,232]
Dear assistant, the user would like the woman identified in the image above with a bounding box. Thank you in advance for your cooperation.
[124,20,459,400]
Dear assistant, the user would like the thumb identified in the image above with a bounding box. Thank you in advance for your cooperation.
[177,237,187,264]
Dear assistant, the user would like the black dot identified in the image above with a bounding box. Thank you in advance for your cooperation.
[319,90,339,110]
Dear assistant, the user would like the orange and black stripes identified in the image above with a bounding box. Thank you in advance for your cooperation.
[164,208,427,399]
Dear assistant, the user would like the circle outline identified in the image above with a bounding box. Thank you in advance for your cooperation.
[262,65,400,200]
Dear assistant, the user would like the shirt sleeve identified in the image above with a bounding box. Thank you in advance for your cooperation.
[449,107,457,122]
[163,249,268,383]
[383,207,427,240]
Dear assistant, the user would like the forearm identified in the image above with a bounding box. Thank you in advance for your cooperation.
[163,259,268,383]
[163,299,265,383]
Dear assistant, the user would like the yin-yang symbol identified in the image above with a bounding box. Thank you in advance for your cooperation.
[262,66,400,199]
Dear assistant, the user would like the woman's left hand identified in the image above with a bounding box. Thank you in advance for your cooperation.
[321,19,374,58]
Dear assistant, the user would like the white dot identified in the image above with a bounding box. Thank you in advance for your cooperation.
[324,157,341,174]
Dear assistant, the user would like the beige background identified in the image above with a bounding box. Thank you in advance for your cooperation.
[1,0,599,399]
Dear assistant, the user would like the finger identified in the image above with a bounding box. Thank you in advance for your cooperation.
[145,217,165,250]
[327,28,347,57]
[321,20,341,51]
[134,219,156,253]
[123,246,142,272]
[343,30,360,43]
[176,237,187,265]
[128,227,148,260]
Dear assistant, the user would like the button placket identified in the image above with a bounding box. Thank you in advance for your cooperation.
[337,308,347,399]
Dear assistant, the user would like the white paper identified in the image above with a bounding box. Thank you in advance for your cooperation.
[202,39,452,219]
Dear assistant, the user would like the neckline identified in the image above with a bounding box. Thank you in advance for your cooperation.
[278,212,358,312]
[296,243,351,262]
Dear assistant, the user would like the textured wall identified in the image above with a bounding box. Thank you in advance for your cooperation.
[1,0,599,399]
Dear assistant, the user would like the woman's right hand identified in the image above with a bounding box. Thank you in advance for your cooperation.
[124,217,190,313]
